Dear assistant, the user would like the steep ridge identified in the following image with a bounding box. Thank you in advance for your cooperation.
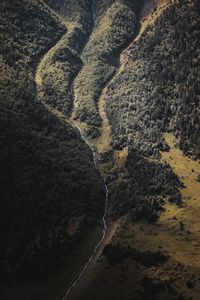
[1,1,199,300]
[35,0,94,115]
[69,1,200,300]
[34,1,186,299]
[91,0,171,164]
[34,1,144,298]
[92,0,172,159]
[104,0,199,225]
[72,0,143,138]
[0,1,105,299]
[34,1,113,299]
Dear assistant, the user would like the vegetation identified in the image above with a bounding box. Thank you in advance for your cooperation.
[106,0,200,158]
[0,0,105,287]
[72,0,143,137]
[44,0,93,35]
[107,149,181,222]
[103,243,167,266]
[0,0,65,70]
[37,0,94,115]
[140,276,185,300]
[36,37,83,114]
[1,0,200,299]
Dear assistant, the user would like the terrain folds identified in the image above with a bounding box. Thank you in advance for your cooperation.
[72,0,143,139]
[106,0,200,157]
[36,0,94,115]
[0,0,199,300]
[66,1,200,299]
[0,1,105,299]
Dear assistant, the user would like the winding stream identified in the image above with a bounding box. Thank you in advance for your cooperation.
[35,1,110,299]
[61,137,109,299]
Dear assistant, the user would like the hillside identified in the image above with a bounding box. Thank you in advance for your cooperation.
[0,0,105,295]
[72,133,200,300]
[0,0,199,300]
[106,0,200,158]
[36,0,94,115]
[72,0,143,137]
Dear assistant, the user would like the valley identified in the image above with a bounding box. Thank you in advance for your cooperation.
[0,0,199,300]
[34,1,137,297]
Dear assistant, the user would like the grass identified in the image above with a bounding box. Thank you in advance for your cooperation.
[2,1,199,299]
[135,0,172,42]
[66,21,76,33]
[126,134,200,297]
[1,226,103,300]
[35,25,83,115]
[161,133,200,246]
[0,0,106,294]
[35,1,94,115]
[69,133,200,299]
[93,91,112,154]
[72,1,140,132]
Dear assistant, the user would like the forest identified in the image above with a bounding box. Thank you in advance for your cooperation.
[0,1,199,300]
[0,0,105,287]
[106,0,200,158]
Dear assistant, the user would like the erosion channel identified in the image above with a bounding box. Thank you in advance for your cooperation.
[35,0,143,298]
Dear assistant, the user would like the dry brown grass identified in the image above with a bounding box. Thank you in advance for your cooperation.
[93,92,112,154]
[33,2,200,299]
[71,133,200,300]
[135,0,172,42]
[117,133,200,299]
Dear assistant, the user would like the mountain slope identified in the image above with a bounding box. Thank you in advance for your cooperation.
[106,0,200,158]
[0,0,105,292]
[72,0,143,137]
[0,0,199,300]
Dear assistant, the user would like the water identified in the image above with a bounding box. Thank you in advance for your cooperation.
[61,1,109,298]
[61,125,109,299]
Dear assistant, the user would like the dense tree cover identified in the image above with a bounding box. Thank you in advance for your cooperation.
[0,0,66,70]
[107,149,181,222]
[139,275,185,300]
[106,0,200,158]
[95,0,143,19]
[37,43,82,114]
[72,0,143,137]
[1,0,199,297]
[44,0,93,35]
[37,0,94,115]
[103,243,167,266]
[102,221,185,300]
[0,0,105,287]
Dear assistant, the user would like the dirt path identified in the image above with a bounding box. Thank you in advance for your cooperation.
[34,1,175,299]
[65,220,120,300]
[91,0,173,166]
[34,2,113,299]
